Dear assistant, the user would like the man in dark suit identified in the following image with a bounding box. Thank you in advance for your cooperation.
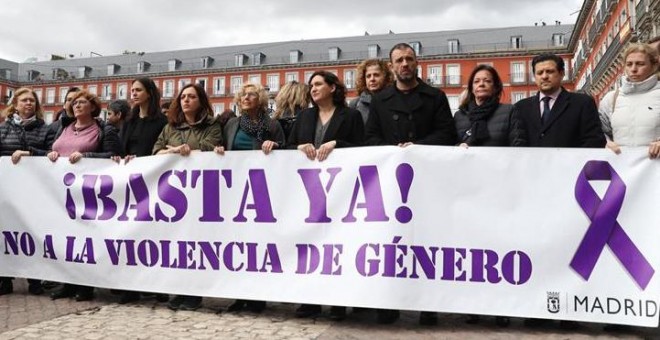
[364,43,456,326]
[516,53,604,330]
[365,43,456,147]
[514,53,605,148]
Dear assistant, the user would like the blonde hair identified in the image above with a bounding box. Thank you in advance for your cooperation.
[623,43,659,70]
[2,87,43,120]
[233,83,269,114]
[273,81,310,119]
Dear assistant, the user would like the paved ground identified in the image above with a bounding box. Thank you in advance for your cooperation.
[1,280,658,339]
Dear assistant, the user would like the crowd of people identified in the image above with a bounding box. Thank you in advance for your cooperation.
[0,38,658,329]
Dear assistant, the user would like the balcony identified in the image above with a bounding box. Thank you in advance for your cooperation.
[636,0,648,18]
[588,24,599,47]
[591,33,622,86]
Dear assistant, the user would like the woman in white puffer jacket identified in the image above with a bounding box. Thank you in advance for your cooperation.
[599,43,660,158]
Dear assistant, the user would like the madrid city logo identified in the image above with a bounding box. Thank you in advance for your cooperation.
[547,291,560,313]
[570,161,655,290]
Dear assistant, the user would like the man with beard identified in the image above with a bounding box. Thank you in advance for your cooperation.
[364,43,456,326]
[365,43,456,147]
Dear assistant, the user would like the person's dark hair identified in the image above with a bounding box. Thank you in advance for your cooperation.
[389,43,415,61]
[161,100,172,111]
[130,77,161,119]
[217,109,236,128]
[460,65,504,108]
[308,70,346,108]
[167,83,213,126]
[108,99,130,119]
[532,53,565,73]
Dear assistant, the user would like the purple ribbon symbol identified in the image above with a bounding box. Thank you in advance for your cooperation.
[571,161,654,290]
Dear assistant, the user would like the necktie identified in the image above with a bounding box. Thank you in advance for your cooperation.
[541,96,552,125]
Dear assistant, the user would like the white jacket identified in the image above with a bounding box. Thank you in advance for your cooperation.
[599,74,660,146]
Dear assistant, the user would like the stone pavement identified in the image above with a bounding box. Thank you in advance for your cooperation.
[1,280,658,339]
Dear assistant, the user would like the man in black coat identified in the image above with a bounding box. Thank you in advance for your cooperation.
[513,53,605,148]
[365,43,456,147]
[364,43,455,327]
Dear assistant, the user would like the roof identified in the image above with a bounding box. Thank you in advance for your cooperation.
[14,24,573,83]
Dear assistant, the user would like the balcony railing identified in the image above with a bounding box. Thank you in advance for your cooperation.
[509,73,529,85]
[591,33,622,86]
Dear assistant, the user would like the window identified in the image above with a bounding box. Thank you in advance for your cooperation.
[27,70,40,81]
[446,64,461,85]
[235,54,246,67]
[3,69,11,80]
[410,41,422,56]
[107,64,118,76]
[552,33,565,46]
[87,85,97,96]
[563,58,570,81]
[329,47,340,61]
[304,71,314,83]
[230,76,243,94]
[78,66,90,79]
[511,92,527,103]
[427,66,442,85]
[213,77,226,96]
[285,72,298,83]
[248,74,261,86]
[137,61,149,73]
[253,53,265,66]
[168,59,180,72]
[102,84,112,100]
[447,95,460,113]
[46,88,55,104]
[44,111,54,124]
[368,44,380,58]
[196,78,207,92]
[267,74,280,92]
[117,84,128,99]
[290,50,302,63]
[511,36,522,49]
[59,87,69,104]
[163,80,174,98]
[213,103,225,115]
[201,57,213,69]
[178,79,191,93]
[6,88,14,103]
[34,89,43,103]
[344,70,355,89]
[511,62,526,83]
[448,39,459,54]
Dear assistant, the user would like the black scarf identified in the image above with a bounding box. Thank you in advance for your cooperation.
[238,112,268,143]
[461,97,499,145]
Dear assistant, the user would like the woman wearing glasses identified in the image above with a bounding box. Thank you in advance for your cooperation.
[48,90,120,302]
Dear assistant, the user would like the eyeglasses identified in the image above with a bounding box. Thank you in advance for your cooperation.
[240,92,258,98]
[72,100,90,106]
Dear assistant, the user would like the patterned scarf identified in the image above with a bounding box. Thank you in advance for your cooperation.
[238,112,269,143]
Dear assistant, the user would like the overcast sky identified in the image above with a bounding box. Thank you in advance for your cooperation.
[1,0,584,62]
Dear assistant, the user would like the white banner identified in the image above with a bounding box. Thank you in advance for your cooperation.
[0,146,659,326]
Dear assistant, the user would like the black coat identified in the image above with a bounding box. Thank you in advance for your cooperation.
[513,89,605,148]
[287,106,364,148]
[365,81,456,146]
[0,116,52,156]
[119,114,167,157]
[454,103,527,146]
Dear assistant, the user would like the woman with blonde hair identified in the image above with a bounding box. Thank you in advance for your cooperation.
[215,83,284,156]
[599,43,660,158]
[0,87,52,296]
[272,81,310,139]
